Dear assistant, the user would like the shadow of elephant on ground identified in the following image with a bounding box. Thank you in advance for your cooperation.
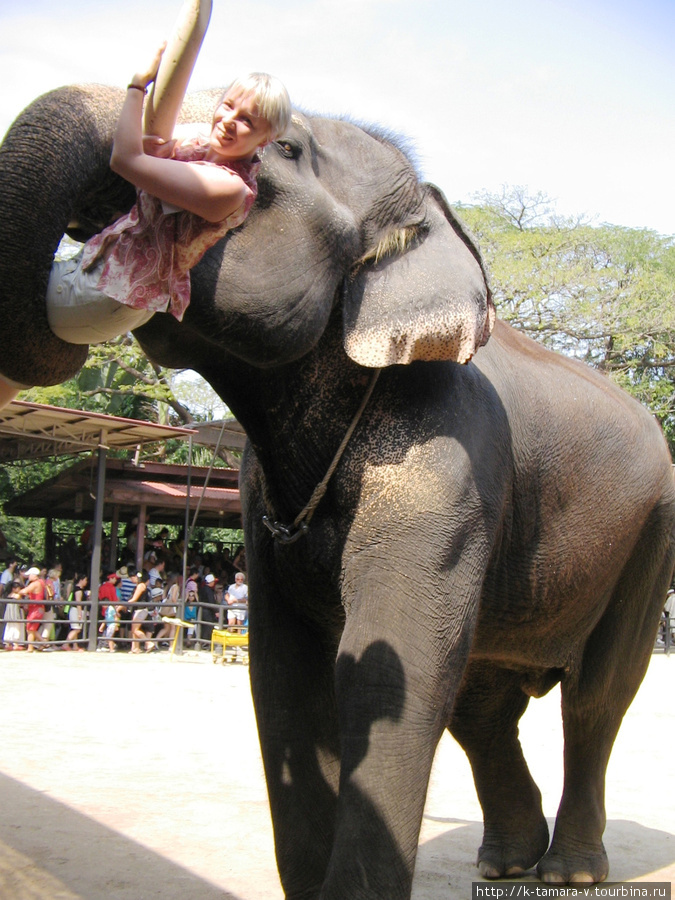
[0,772,245,900]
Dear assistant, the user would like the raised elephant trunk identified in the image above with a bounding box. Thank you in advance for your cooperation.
[144,0,213,142]
[0,85,130,386]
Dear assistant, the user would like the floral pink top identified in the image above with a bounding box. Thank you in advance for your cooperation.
[80,138,260,321]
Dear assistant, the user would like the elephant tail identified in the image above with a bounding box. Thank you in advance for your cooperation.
[0,84,132,387]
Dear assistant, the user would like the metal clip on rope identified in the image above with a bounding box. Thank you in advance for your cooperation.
[262,516,309,545]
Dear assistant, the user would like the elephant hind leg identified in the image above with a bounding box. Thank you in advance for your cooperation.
[538,517,675,885]
[449,662,550,879]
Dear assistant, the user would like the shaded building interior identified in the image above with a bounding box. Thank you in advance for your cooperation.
[5,456,242,570]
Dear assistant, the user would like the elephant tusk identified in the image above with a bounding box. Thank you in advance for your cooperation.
[144,0,213,142]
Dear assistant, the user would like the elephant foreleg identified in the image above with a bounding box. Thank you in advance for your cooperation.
[319,572,483,900]
[248,597,341,900]
[324,643,441,899]
[449,662,550,878]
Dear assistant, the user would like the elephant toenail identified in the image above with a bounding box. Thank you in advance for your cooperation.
[506,866,526,876]
[478,861,501,879]
[541,872,566,884]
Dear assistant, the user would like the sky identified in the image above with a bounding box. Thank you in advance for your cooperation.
[0,0,673,235]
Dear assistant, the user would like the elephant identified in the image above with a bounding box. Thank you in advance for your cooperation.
[1,82,674,899]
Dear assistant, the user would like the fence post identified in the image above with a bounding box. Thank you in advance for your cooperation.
[87,440,107,651]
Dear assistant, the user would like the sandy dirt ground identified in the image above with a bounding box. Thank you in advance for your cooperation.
[0,647,672,899]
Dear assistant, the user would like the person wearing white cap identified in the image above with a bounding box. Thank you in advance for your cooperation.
[19,567,47,652]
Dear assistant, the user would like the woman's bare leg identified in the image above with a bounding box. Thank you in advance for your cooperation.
[0,376,21,410]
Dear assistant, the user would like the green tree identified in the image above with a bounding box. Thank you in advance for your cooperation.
[457,188,675,450]
[21,337,188,423]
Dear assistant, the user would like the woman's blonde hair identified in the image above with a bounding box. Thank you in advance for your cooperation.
[221,73,291,141]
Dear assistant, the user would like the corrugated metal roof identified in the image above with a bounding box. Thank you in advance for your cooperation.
[0,400,197,461]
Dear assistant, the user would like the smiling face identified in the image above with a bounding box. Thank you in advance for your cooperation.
[206,89,271,163]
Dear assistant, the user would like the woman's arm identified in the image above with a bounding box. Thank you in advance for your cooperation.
[142,122,210,159]
[110,49,247,223]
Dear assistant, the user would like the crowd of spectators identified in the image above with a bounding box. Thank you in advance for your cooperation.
[0,531,249,654]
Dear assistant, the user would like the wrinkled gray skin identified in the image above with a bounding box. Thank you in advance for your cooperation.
[2,85,675,899]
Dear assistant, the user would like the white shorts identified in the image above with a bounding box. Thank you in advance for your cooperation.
[46,252,155,344]
[228,609,247,622]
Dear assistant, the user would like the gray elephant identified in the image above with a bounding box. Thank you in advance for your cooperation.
[1,83,674,899]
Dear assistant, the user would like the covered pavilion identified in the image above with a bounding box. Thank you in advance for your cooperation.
[0,400,246,648]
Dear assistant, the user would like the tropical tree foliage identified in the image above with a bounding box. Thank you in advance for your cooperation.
[457,187,675,450]
[21,337,188,424]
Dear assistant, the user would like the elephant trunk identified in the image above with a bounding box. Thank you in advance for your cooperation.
[144,0,213,142]
[0,84,130,386]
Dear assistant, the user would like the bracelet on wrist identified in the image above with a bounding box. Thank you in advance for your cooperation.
[127,83,147,94]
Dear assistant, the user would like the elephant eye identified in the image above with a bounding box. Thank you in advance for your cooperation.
[275,140,301,160]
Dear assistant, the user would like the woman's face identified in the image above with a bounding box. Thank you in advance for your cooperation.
[207,89,270,163]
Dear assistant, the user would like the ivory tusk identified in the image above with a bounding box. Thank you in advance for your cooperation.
[144,0,213,142]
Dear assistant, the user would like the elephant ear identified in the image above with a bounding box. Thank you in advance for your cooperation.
[342,184,494,367]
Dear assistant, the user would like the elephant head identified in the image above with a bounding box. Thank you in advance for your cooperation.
[136,110,495,377]
[0,87,493,390]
